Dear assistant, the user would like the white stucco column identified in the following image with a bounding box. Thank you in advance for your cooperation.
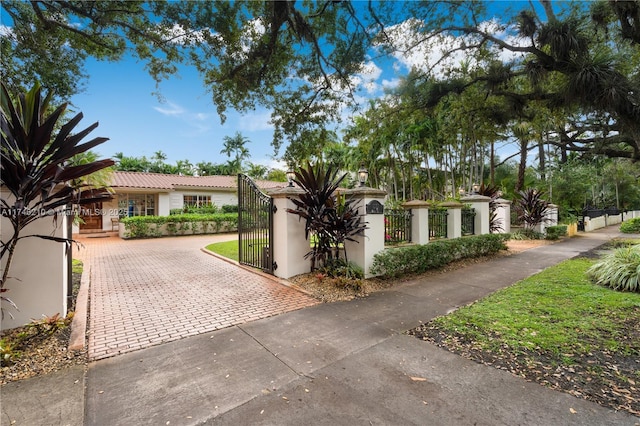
[267,187,311,279]
[442,201,462,239]
[494,198,512,234]
[461,194,491,235]
[403,200,431,245]
[343,187,387,279]
[1,207,68,329]
[535,203,559,234]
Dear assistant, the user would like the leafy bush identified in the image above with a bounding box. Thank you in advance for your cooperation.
[370,234,510,278]
[587,245,640,292]
[545,225,567,240]
[319,259,364,279]
[221,204,238,213]
[171,205,219,215]
[510,228,544,240]
[120,213,238,238]
[620,217,640,234]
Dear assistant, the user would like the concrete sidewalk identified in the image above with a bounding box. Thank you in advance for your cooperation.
[3,226,639,425]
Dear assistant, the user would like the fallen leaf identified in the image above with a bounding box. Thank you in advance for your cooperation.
[569,408,577,414]
[410,376,427,382]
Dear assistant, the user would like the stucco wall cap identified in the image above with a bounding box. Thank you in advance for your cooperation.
[402,200,432,208]
[440,201,463,208]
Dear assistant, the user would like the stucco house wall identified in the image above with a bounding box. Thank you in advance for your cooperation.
[1,203,69,330]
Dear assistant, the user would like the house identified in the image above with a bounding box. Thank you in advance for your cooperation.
[76,171,285,233]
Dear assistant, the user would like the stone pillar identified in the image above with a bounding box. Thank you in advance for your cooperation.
[343,187,387,279]
[494,198,511,234]
[402,200,431,245]
[267,187,310,280]
[460,195,491,235]
[441,201,462,239]
[535,203,558,234]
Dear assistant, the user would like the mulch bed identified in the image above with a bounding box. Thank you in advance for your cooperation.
[0,271,87,385]
[409,322,640,416]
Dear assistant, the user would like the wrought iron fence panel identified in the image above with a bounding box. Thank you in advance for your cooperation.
[461,208,476,236]
[238,174,275,274]
[384,209,412,245]
[429,208,448,240]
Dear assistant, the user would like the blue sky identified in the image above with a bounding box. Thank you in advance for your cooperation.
[70,56,282,168]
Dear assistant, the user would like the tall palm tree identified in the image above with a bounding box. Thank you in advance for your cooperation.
[221,132,251,174]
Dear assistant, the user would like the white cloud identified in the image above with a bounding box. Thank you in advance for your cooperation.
[0,25,15,39]
[153,101,185,116]
[384,18,528,79]
[237,110,274,132]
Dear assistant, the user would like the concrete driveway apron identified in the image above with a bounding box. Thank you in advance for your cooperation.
[74,234,318,360]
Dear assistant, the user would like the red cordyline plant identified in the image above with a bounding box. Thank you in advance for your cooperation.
[286,161,367,274]
[1,82,114,317]
[514,188,550,229]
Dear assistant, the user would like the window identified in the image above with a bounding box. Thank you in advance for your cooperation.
[118,194,156,217]
[183,195,212,208]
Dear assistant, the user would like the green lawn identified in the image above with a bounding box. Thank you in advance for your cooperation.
[426,257,640,360]
[72,259,83,274]
[206,240,239,262]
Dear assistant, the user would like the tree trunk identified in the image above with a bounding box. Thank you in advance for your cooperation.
[515,138,528,192]
[538,135,546,181]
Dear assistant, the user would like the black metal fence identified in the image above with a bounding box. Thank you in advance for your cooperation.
[429,208,448,240]
[384,209,412,245]
[461,207,476,236]
[238,174,275,274]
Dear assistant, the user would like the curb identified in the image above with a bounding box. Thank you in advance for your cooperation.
[68,264,89,351]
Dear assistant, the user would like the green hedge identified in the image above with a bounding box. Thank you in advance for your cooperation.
[620,217,640,234]
[370,234,510,278]
[544,225,567,240]
[120,213,238,238]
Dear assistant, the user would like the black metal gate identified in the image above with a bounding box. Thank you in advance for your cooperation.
[238,174,275,274]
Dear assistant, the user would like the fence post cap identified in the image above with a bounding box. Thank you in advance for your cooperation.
[265,186,305,198]
[440,201,463,209]
[460,194,492,202]
[402,200,432,209]
[342,187,387,197]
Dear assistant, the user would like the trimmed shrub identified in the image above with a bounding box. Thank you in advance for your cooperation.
[587,245,640,292]
[620,217,640,234]
[221,204,238,213]
[120,213,238,238]
[545,225,567,240]
[370,234,510,278]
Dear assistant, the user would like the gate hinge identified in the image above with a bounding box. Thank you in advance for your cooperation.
[272,205,277,214]
[272,261,278,271]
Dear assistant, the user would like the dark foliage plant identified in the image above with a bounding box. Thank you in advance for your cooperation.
[477,183,503,233]
[0,82,114,317]
[514,188,550,229]
[286,161,367,273]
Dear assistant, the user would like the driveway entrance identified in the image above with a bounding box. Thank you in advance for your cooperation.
[74,234,318,360]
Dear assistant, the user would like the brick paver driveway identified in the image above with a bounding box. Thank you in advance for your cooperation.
[74,234,318,360]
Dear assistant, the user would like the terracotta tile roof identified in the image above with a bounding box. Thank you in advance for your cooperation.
[111,171,284,191]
